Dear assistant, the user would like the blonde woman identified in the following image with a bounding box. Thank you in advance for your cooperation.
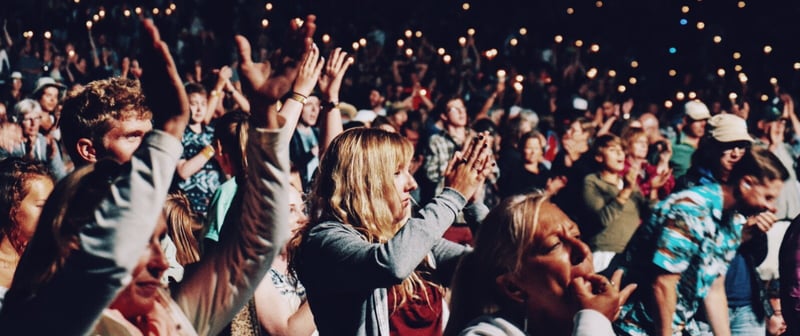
[290,127,494,335]
[445,194,637,336]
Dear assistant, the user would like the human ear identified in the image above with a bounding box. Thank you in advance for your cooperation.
[741,175,757,191]
[75,138,97,163]
[496,274,528,304]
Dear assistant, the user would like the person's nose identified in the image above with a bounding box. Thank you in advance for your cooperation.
[565,235,590,266]
[764,200,777,214]
[148,242,170,275]
[406,172,418,192]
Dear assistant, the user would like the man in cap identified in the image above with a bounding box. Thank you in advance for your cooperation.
[31,76,66,138]
[2,71,24,109]
[670,100,712,178]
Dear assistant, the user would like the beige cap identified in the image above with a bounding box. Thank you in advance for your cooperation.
[708,113,753,143]
[684,100,711,120]
[338,102,358,120]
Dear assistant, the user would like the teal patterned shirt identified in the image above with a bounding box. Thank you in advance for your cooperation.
[615,183,746,336]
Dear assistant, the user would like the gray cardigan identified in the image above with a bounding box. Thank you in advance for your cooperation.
[0,130,183,334]
[297,188,486,336]
[0,127,290,336]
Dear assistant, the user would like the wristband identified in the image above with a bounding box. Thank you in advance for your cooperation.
[289,91,308,105]
[321,100,340,110]
[201,145,215,160]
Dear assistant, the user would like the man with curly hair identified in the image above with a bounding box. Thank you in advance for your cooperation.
[59,77,154,166]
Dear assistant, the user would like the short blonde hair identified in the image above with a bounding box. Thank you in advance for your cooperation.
[445,193,567,335]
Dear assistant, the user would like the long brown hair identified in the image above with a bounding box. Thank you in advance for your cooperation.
[0,158,53,256]
[5,159,122,305]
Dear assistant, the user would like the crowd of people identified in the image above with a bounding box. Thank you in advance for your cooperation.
[1,3,800,336]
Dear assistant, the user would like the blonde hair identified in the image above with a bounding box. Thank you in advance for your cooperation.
[163,191,202,266]
[289,127,434,309]
[445,193,558,336]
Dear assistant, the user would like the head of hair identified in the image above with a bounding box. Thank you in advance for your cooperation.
[13,99,42,124]
[472,118,498,136]
[5,159,124,306]
[289,127,423,309]
[184,82,207,97]
[727,145,789,185]
[500,115,532,150]
[591,133,622,157]
[213,110,250,180]
[0,158,53,255]
[517,130,544,154]
[445,193,559,335]
[370,115,396,132]
[163,191,201,266]
[60,78,152,166]
[562,116,596,138]
[307,127,413,238]
[620,127,647,155]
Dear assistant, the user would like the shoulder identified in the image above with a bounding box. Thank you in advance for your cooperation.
[458,315,526,336]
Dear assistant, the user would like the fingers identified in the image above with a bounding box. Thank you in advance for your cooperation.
[444,151,463,177]
[570,277,593,297]
[235,35,253,67]
[608,269,637,306]
[752,211,778,232]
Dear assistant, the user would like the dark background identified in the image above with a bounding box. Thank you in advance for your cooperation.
[3,0,800,106]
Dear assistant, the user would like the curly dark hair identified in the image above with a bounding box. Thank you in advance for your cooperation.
[0,157,53,255]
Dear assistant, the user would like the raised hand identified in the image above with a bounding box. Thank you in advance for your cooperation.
[139,18,189,140]
[292,44,324,98]
[235,15,316,126]
[317,47,353,103]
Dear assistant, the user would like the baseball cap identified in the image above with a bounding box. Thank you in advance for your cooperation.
[708,113,753,143]
[10,71,22,80]
[684,100,711,120]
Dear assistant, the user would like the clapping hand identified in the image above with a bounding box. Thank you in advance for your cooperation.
[443,131,495,200]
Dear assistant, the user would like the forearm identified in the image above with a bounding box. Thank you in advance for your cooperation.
[653,277,678,336]
[704,277,731,336]
[307,188,466,289]
[176,148,214,180]
[3,131,183,335]
[285,301,316,336]
[176,127,290,335]
[228,85,251,113]
[317,105,343,155]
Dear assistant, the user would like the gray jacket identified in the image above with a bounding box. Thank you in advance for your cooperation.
[297,188,487,336]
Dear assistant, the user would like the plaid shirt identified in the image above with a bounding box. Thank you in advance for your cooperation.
[424,130,465,196]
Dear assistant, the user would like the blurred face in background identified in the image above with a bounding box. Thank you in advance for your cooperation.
[20,108,42,139]
[300,96,321,127]
[522,136,544,165]
[39,87,60,113]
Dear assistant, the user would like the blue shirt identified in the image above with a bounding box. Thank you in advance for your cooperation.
[615,183,746,335]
